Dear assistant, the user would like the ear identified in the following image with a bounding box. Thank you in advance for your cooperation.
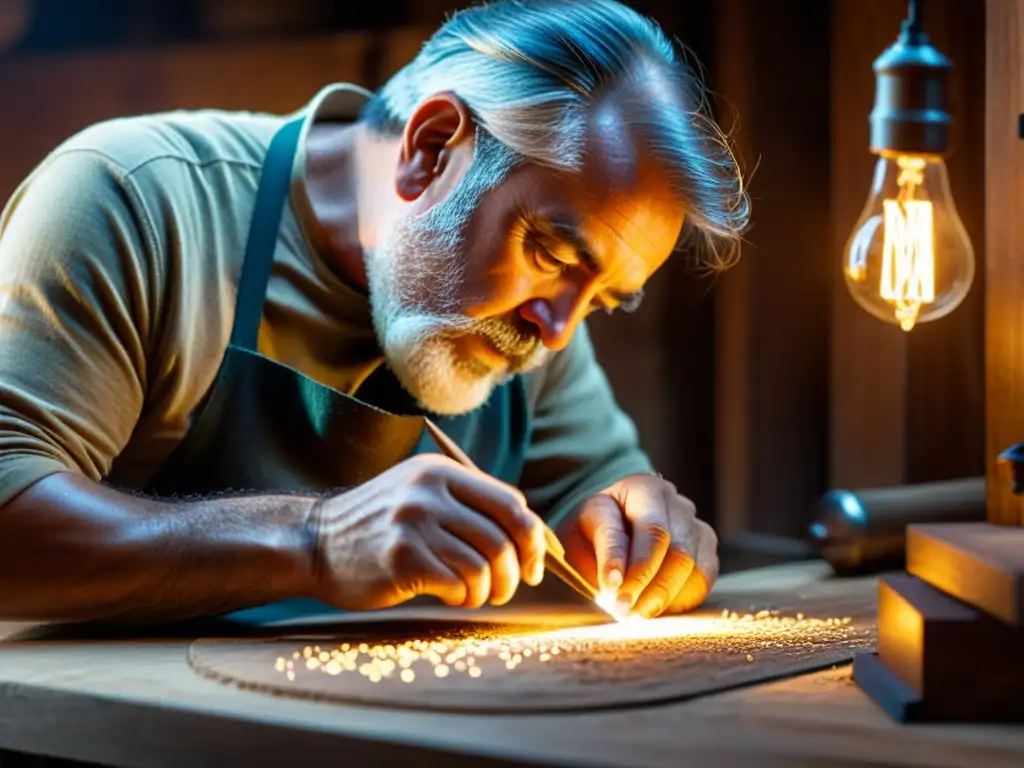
[395,92,474,202]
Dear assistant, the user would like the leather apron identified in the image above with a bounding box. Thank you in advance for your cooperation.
[142,117,531,623]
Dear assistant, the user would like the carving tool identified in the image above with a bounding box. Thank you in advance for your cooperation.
[423,418,598,604]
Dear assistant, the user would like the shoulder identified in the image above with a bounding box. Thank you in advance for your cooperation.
[2,108,284,237]
[50,108,283,179]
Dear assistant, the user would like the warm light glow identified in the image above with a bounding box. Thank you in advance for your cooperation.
[878,157,934,331]
[270,608,860,688]
[592,588,726,636]
[543,614,729,642]
[843,154,974,332]
[594,587,630,622]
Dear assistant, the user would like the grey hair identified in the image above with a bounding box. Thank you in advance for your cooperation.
[360,0,750,269]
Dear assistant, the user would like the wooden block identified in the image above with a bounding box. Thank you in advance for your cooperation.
[853,653,923,723]
[906,523,1024,625]
[866,572,1024,722]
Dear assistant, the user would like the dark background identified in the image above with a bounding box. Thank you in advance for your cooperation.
[0,0,988,568]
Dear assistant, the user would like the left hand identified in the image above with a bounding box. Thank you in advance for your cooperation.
[558,474,719,619]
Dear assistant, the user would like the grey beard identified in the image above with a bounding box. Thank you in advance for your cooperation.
[362,128,545,414]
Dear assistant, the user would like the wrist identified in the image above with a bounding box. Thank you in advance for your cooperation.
[268,494,322,600]
[300,495,329,599]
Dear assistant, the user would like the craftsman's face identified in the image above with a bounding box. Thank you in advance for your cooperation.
[366,98,685,416]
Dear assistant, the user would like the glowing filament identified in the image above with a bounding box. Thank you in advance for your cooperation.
[879,157,935,331]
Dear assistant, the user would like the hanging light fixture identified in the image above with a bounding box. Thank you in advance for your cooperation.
[842,0,975,332]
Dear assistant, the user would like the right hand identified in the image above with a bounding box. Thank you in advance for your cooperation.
[307,454,548,611]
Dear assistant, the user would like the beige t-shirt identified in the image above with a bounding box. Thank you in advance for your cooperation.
[0,83,652,523]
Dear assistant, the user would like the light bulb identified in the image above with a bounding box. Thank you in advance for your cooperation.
[843,153,974,332]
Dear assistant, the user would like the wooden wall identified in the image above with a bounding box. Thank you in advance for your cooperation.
[0,29,432,198]
[985,0,1024,526]
[711,0,832,540]
[830,0,987,490]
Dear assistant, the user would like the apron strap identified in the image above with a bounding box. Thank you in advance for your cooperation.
[231,117,305,351]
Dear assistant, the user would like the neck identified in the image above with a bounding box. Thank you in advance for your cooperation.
[303,121,374,291]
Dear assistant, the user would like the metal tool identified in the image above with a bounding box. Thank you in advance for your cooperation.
[809,476,986,575]
[423,418,598,603]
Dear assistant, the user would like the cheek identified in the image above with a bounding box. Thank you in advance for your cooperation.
[460,243,544,319]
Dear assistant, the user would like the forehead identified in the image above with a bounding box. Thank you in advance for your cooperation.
[502,114,685,289]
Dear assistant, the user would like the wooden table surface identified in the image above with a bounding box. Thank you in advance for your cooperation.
[1,562,1022,768]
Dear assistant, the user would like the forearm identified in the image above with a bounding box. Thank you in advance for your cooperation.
[0,472,316,623]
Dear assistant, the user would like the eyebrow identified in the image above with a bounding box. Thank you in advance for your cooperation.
[538,216,645,313]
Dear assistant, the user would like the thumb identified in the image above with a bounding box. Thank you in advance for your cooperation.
[577,493,629,593]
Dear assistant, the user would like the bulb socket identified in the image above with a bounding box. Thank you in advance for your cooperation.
[869,27,952,157]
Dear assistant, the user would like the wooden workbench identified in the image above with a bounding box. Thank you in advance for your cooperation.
[0,562,1021,767]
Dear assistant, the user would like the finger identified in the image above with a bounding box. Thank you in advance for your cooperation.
[633,523,697,619]
[633,490,699,618]
[668,521,720,614]
[436,495,521,607]
[438,459,545,585]
[576,494,629,592]
[618,487,672,615]
[388,534,467,608]
[425,527,493,610]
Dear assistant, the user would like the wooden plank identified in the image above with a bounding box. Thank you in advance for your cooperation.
[876,573,1024,720]
[712,0,830,539]
[985,0,1024,526]
[1,565,1023,767]
[904,0,987,484]
[712,0,754,539]
[830,0,910,489]
[906,523,1024,625]
[183,579,876,715]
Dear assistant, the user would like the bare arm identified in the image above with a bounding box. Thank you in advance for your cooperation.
[0,472,316,623]
[0,145,319,622]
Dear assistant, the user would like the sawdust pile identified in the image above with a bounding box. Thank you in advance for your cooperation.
[274,609,861,686]
[189,596,877,713]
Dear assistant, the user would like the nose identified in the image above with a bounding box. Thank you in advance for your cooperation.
[518,283,593,352]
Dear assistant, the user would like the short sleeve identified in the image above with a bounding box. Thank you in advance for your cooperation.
[0,149,157,505]
[519,322,654,526]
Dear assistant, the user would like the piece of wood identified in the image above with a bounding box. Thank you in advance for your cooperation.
[853,653,925,723]
[187,580,877,714]
[906,523,1024,625]
[985,0,1024,527]
[3,564,1024,768]
[873,573,1024,721]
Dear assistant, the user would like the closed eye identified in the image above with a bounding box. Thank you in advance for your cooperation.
[530,242,569,274]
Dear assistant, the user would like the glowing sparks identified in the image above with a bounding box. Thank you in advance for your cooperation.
[269,608,861,689]
[594,588,632,622]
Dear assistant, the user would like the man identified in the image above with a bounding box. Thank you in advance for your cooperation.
[0,0,748,624]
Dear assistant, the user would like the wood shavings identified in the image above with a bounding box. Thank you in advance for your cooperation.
[188,582,878,714]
